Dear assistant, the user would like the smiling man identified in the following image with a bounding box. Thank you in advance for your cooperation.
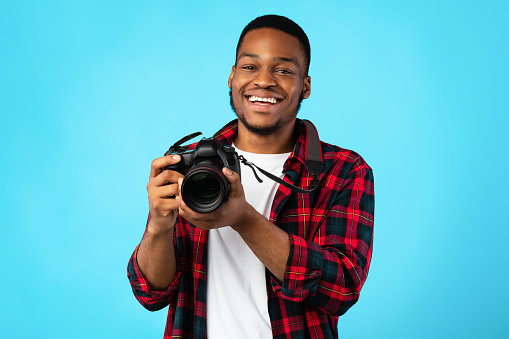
[128,15,374,339]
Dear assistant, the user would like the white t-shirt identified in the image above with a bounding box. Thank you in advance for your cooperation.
[206,146,290,339]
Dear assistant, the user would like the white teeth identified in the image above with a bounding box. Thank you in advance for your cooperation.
[248,96,278,104]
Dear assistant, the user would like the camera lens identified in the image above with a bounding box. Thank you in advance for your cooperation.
[187,173,220,203]
[181,161,229,213]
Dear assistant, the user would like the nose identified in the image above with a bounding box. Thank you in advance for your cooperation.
[253,68,276,88]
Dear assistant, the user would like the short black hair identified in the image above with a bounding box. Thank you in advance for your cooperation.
[236,15,311,74]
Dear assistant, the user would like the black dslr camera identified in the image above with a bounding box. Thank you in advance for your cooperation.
[164,133,240,213]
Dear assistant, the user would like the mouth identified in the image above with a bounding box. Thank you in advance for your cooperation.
[246,95,282,105]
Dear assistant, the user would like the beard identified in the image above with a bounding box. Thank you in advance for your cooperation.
[229,89,303,136]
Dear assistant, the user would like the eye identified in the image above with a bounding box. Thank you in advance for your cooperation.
[241,65,256,71]
[276,69,293,75]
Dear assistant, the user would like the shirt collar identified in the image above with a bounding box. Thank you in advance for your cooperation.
[212,119,309,167]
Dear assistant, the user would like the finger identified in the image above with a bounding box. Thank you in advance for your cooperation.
[175,194,187,211]
[222,167,241,191]
[150,183,179,199]
[175,194,202,219]
[175,195,187,217]
[149,169,184,188]
[175,179,193,220]
[177,177,183,197]
[149,155,181,179]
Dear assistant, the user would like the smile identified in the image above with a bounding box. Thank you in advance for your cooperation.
[247,95,280,104]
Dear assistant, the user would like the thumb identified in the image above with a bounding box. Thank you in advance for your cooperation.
[223,167,240,186]
[223,167,245,201]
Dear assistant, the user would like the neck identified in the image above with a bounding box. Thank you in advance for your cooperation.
[233,120,296,154]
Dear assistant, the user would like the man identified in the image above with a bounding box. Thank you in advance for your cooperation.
[128,15,374,339]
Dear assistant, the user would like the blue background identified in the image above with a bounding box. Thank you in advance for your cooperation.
[1,1,507,338]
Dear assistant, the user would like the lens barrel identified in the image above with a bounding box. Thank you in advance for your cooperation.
[180,161,229,213]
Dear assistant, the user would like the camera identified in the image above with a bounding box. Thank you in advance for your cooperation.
[164,137,240,213]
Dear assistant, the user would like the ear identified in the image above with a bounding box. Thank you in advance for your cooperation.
[228,65,236,88]
[302,75,311,99]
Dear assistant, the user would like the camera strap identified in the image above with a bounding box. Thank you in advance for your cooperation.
[239,119,324,194]
[239,155,316,193]
[164,131,203,156]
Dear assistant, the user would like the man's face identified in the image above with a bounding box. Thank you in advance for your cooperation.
[228,28,311,136]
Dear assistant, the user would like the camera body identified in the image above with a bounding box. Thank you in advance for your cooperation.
[164,137,240,213]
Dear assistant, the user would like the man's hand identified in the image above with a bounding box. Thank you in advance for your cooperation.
[175,167,255,230]
[147,154,184,234]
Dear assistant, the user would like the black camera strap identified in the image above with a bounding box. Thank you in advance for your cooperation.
[239,119,324,194]
[239,155,316,194]
[164,132,202,156]
[164,131,203,156]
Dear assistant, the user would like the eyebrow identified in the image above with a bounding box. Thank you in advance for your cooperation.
[238,53,299,67]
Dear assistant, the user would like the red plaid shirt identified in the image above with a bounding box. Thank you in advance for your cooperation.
[128,119,374,339]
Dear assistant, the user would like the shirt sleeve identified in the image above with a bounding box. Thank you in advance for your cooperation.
[127,219,181,312]
[271,158,374,316]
